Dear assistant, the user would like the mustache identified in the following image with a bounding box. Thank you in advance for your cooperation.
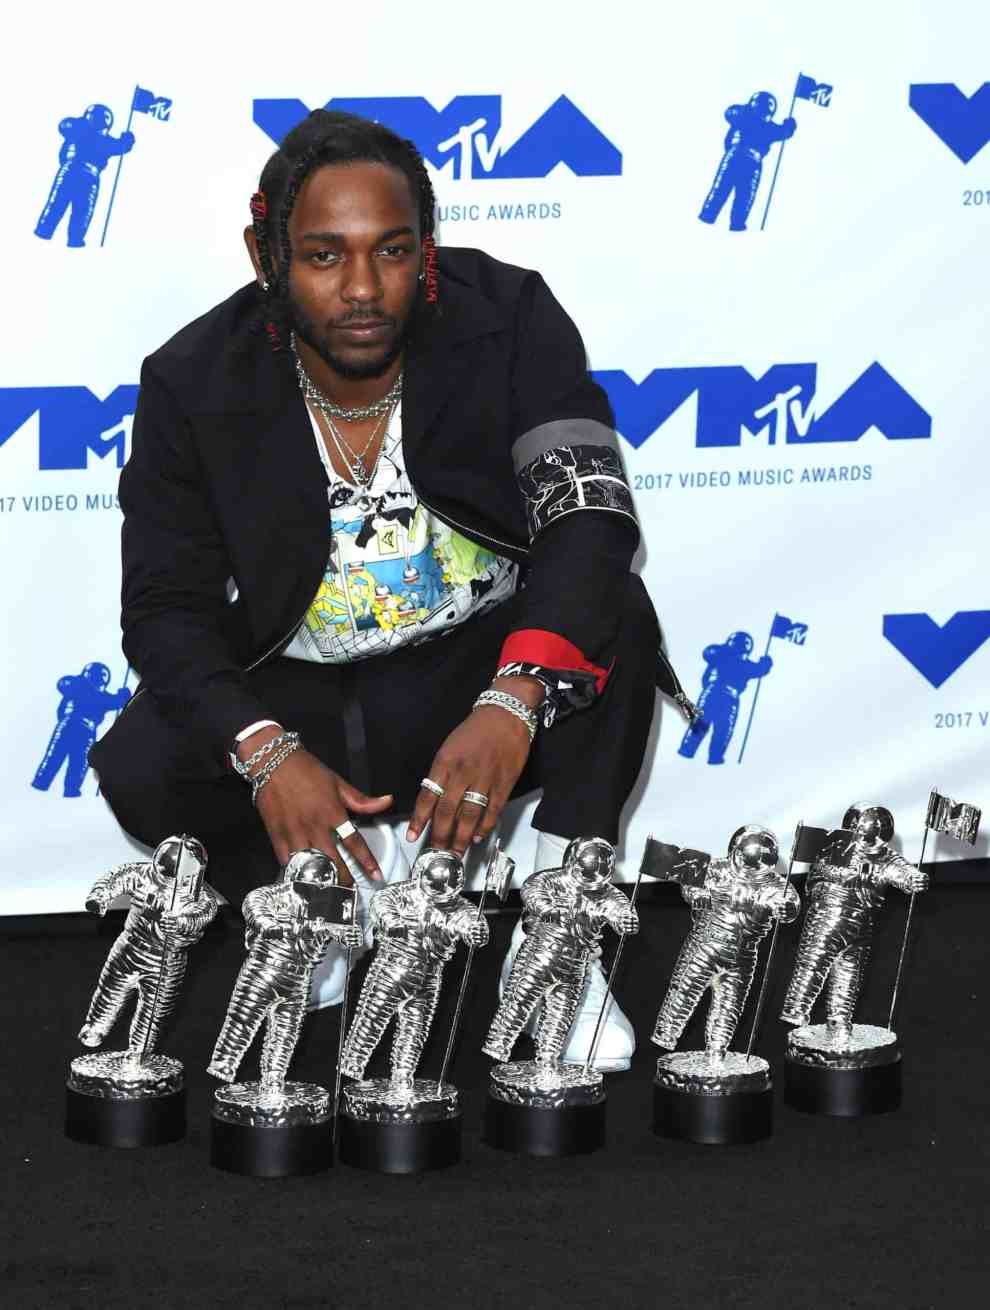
[329,311,395,329]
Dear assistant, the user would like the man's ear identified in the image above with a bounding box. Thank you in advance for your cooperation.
[244,225,266,286]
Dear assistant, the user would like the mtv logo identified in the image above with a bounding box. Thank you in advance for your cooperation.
[910,83,990,163]
[882,611,990,688]
[593,363,931,449]
[253,95,622,180]
[0,387,138,470]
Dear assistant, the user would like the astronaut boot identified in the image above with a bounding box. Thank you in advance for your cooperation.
[307,822,411,1011]
[650,1024,678,1052]
[826,1016,854,1042]
[780,1008,811,1028]
[77,1024,104,1048]
[207,1059,238,1083]
[498,918,635,1073]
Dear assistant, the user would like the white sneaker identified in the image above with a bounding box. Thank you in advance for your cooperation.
[498,920,636,1072]
[307,822,411,1010]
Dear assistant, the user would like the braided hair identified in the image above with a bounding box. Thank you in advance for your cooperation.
[250,110,439,351]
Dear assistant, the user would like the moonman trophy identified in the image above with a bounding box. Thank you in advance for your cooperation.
[208,850,361,1177]
[66,835,218,1148]
[482,837,639,1158]
[649,827,800,1144]
[337,846,504,1174]
[780,803,927,1117]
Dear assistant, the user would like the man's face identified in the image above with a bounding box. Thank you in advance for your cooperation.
[284,161,422,381]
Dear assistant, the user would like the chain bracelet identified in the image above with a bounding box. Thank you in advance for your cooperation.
[473,689,539,742]
[232,731,300,781]
[250,739,303,806]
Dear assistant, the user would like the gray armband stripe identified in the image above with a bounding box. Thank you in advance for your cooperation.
[511,419,619,474]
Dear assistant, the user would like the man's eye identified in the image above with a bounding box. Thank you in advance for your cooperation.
[379,245,410,258]
[312,250,339,265]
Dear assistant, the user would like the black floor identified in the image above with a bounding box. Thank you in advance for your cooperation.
[1,885,985,1309]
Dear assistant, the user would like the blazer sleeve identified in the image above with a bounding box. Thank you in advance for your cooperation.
[498,273,641,715]
[118,360,273,759]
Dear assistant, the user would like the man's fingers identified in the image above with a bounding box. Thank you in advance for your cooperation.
[426,787,462,850]
[451,793,489,855]
[337,780,393,814]
[474,782,511,843]
[406,771,448,842]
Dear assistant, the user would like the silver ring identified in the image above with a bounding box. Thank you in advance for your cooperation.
[421,777,445,798]
[334,820,356,841]
[463,790,489,808]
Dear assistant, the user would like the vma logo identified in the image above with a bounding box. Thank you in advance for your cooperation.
[593,363,932,450]
[253,96,622,180]
[0,387,138,470]
[910,83,990,163]
[883,611,990,688]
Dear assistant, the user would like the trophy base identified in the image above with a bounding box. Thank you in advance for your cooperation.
[210,1080,333,1177]
[339,1078,461,1175]
[784,1024,902,1117]
[483,1060,607,1158]
[652,1053,773,1146]
[65,1051,186,1148]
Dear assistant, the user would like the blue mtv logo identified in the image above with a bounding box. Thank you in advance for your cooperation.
[883,611,990,688]
[253,96,622,180]
[0,387,139,469]
[593,363,932,450]
[910,83,990,163]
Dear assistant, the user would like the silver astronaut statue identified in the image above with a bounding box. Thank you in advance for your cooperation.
[483,837,638,1105]
[652,826,800,1094]
[69,834,218,1100]
[208,849,362,1127]
[339,848,488,1122]
[781,803,928,1066]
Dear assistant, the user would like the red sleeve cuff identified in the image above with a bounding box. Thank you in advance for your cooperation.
[498,629,613,694]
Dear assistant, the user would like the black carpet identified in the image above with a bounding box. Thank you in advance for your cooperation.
[2,885,985,1309]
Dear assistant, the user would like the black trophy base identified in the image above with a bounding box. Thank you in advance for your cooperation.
[652,1081,773,1145]
[338,1112,462,1174]
[483,1093,606,1158]
[784,1054,903,1117]
[209,1113,333,1178]
[65,1084,186,1148]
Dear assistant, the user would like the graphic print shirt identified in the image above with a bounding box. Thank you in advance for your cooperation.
[283,404,519,663]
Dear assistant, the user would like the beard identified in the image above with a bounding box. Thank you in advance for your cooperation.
[287,291,414,382]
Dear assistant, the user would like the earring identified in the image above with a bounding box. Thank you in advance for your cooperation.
[260,280,270,292]
[418,272,425,283]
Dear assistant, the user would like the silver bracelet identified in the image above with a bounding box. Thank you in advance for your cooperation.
[473,689,538,742]
[233,730,300,781]
[250,738,303,805]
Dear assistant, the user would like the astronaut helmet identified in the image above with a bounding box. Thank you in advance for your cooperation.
[82,662,111,689]
[282,849,338,886]
[83,104,114,132]
[727,631,754,656]
[414,848,465,903]
[152,835,208,901]
[748,91,777,119]
[727,825,779,877]
[564,837,616,894]
[842,804,894,851]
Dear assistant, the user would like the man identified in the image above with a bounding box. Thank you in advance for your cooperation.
[90,109,689,1067]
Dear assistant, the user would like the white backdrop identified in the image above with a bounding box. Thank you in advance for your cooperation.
[2,0,987,912]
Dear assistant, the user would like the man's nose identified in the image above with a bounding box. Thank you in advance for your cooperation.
[342,255,383,304]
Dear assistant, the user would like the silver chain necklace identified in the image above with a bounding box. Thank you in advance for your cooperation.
[292,341,403,422]
[318,404,393,488]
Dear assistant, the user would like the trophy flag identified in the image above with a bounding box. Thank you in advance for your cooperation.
[926,791,982,846]
[888,788,981,1030]
[641,838,711,887]
[436,838,514,1094]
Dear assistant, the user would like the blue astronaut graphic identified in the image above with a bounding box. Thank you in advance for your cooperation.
[678,632,772,765]
[699,92,796,231]
[35,105,135,247]
[32,663,131,797]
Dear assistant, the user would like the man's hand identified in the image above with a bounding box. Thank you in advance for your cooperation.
[406,676,543,855]
[241,732,392,885]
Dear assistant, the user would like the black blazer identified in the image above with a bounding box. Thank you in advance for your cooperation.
[114,247,676,760]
